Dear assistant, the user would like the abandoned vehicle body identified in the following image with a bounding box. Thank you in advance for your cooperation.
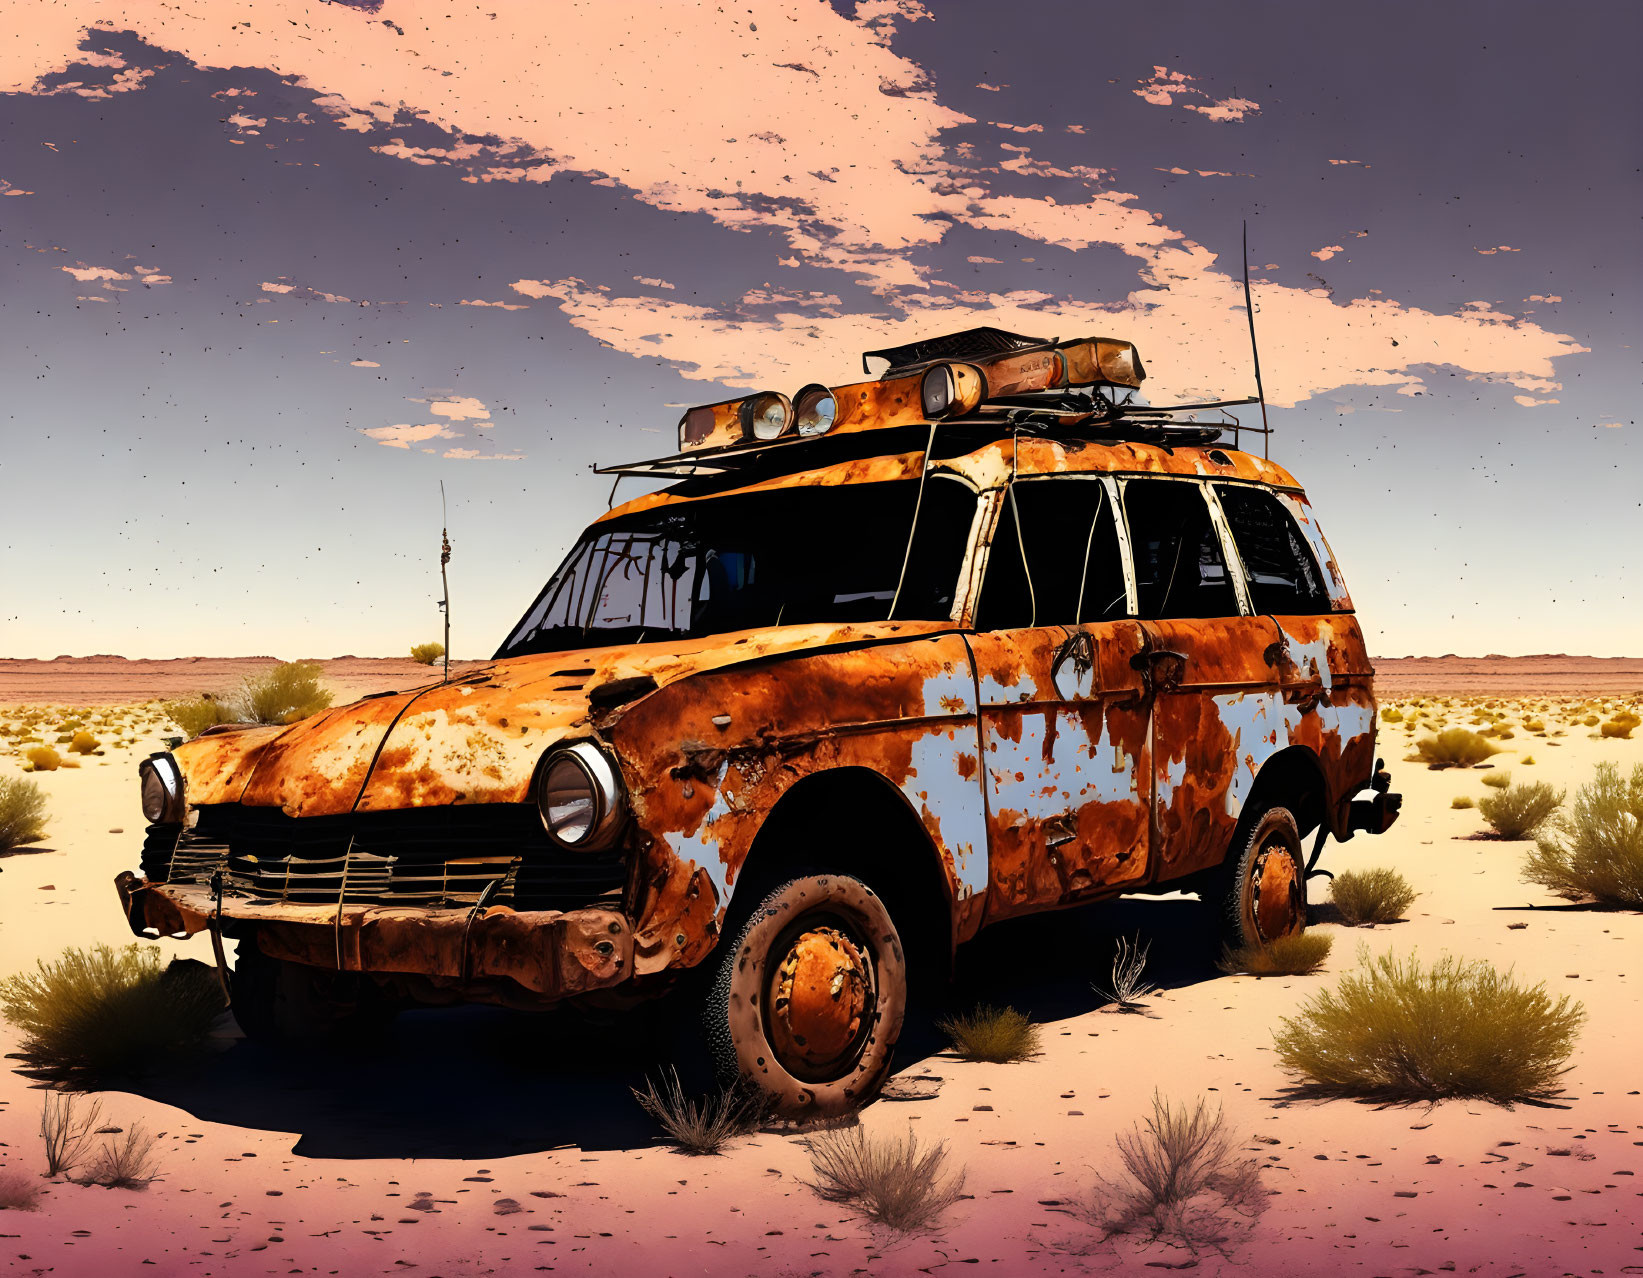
[117,327,1401,1115]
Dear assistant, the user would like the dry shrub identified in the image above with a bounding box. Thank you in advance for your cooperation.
[1478,782,1564,840]
[0,777,49,850]
[24,745,60,772]
[1523,761,1643,908]
[1411,729,1500,770]
[1273,949,1583,1103]
[1451,796,1474,809]
[1600,712,1639,739]
[1330,867,1417,925]
[1218,931,1332,976]
[0,945,225,1083]
[631,1069,763,1155]
[0,1169,41,1211]
[938,1005,1041,1062]
[1079,1093,1266,1259]
[66,730,99,755]
[1092,933,1156,1012]
[804,1124,965,1235]
[161,693,238,739]
[239,661,333,725]
[77,1123,161,1190]
[409,641,446,665]
[1482,770,1512,789]
[40,1092,103,1177]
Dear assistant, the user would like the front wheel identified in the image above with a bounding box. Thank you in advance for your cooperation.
[704,873,906,1119]
[1209,805,1308,951]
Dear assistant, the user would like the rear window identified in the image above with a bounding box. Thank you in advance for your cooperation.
[1121,479,1239,619]
[1214,484,1331,615]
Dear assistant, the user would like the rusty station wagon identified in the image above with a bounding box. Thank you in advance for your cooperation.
[118,326,1400,1115]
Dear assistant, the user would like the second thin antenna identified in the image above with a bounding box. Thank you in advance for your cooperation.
[1242,220,1271,460]
[439,481,452,684]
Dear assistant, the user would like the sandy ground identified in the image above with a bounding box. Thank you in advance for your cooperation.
[0,676,1640,1276]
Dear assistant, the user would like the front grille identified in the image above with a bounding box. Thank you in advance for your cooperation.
[152,804,626,912]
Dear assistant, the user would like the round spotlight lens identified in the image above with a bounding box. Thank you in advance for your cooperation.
[740,391,793,442]
[793,384,837,436]
[535,742,627,849]
[921,366,953,418]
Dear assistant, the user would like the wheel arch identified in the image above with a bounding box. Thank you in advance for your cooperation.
[1240,744,1328,843]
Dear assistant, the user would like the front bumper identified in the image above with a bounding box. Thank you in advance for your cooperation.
[1346,758,1402,835]
[114,871,634,999]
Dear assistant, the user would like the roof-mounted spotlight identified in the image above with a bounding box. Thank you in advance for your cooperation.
[920,362,984,419]
[739,391,794,442]
[792,384,837,437]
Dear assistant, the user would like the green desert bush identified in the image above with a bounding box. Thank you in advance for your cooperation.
[1411,728,1500,770]
[409,641,446,665]
[1478,782,1564,839]
[0,777,49,850]
[938,1004,1042,1062]
[1079,1093,1266,1258]
[1330,867,1417,925]
[23,745,61,772]
[1481,770,1512,789]
[239,661,332,725]
[0,945,225,1083]
[1218,931,1332,976]
[1451,795,1474,809]
[1522,762,1643,908]
[161,692,239,739]
[631,1069,764,1155]
[804,1124,965,1235]
[1273,949,1583,1103]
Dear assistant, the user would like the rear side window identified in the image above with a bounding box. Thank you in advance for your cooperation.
[1214,484,1331,615]
[1122,479,1239,619]
[974,478,1126,630]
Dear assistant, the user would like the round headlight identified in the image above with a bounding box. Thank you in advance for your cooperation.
[739,391,793,442]
[536,742,626,850]
[138,753,185,824]
[793,384,837,436]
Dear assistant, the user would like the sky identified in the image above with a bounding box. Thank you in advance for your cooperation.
[1,0,1638,660]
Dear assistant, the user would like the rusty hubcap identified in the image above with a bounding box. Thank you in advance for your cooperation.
[766,923,873,1080]
[1250,840,1304,943]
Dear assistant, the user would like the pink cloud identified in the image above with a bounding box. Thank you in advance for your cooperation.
[976,82,1006,92]
[1475,245,1519,255]
[458,298,528,310]
[1,177,34,197]
[440,448,525,461]
[427,396,491,423]
[360,423,458,449]
[1311,246,1344,262]
[1525,294,1562,304]
[632,276,676,290]
[1328,159,1369,167]
[1183,97,1259,122]
[61,263,131,283]
[349,359,380,368]
[1133,66,1258,121]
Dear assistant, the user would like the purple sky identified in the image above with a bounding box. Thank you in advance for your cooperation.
[2,1,1637,659]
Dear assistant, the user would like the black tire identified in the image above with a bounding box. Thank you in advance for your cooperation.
[230,940,396,1045]
[1207,805,1308,952]
[703,873,906,1119]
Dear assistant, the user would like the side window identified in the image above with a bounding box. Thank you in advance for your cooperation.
[1214,484,1331,615]
[1122,479,1239,619]
[974,479,1126,630]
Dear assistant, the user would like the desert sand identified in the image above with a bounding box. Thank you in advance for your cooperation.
[0,662,1639,1276]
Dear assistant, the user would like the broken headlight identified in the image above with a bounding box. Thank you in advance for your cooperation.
[536,742,625,850]
[138,752,186,824]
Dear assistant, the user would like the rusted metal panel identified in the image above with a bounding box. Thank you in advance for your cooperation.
[1267,613,1378,832]
[605,633,987,973]
[174,723,284,805]
[236,691,426,817]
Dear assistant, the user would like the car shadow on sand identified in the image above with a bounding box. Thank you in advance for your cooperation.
[121,895,1224,1160]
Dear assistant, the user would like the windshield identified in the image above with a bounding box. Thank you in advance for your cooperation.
[496,477,978,658]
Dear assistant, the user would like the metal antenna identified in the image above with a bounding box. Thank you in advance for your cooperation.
[1242,220,1271,460]
[439,481,452,683]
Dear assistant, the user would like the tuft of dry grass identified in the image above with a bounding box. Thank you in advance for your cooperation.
[163,661,333,738]
[938,1005,1041,1062]
[1482,770,1512,789]
[1218,931,1332,977]
[1078,1093,1267,1258]
[409,641,446,665]
[804,1124,966,1235]
[1330,867,1417,926]
[1411,728,1500,770]
[631,1069,764,1155]
[40,1092,103,1177]
[161,692,239,739]
[1478,782,1564,840]
[0,945,225,1083]
[76,1123,161,1190]
[1451,796,1474,809]
[0,777,49,851]
[1091,933,1156,1012]
[1523,762,1643,908]
[0,1169,42,1211]
[1273,948,1583,1103]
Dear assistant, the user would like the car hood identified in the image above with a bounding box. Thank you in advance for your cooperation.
[173,620,954,818]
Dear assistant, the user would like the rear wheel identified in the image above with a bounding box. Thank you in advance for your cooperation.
[231,940,396,1044]
[704,873,906,1119]
[1210,805,1308,951]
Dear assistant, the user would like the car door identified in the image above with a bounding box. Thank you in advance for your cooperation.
[967,474,1153,921]
[1117,476,1285,883]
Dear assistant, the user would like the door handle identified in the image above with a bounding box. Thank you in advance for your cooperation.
[1129,648,1188,698]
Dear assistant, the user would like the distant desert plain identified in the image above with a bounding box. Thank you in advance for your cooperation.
[0,653,1638,1276]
